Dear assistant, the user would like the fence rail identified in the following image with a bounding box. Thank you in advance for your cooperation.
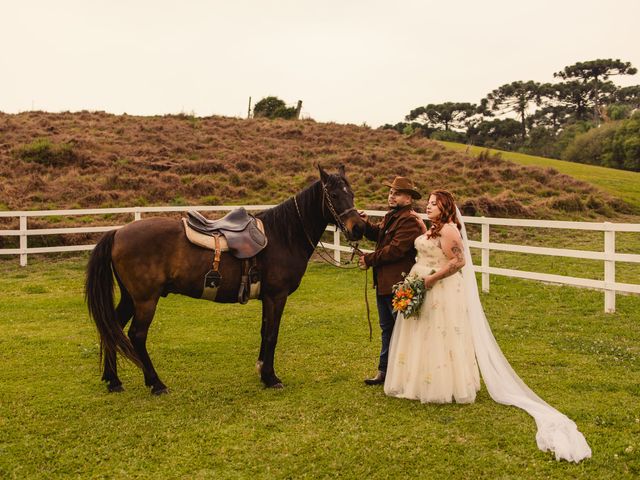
[1,206,639,313]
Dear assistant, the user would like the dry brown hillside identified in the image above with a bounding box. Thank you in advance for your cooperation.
[0,111,633,219]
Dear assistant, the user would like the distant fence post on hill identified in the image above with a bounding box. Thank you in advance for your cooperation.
[0,206,639,313]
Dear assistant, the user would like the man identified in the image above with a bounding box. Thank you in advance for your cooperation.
[358,176,427,385]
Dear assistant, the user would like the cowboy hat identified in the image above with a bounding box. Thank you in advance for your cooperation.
[384,176,422,199]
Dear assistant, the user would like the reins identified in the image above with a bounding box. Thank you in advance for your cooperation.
[292,189,360,269]
[293,187,373,341]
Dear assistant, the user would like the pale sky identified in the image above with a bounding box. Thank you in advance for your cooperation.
[1,0,639,127]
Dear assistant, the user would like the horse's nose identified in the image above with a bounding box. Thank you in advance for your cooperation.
[351,223,364,240]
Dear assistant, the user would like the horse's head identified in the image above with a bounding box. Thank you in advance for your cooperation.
[318,165,365,242]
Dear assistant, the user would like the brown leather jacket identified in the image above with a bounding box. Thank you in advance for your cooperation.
[363,205,427,295]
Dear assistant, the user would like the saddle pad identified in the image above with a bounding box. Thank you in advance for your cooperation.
[182,217,266,251]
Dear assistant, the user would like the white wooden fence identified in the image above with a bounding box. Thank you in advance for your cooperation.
[1,206,639,313]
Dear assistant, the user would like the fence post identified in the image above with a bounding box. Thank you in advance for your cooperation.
[481,221,490,292]
[19,215,27,267]
[333,227,341,264]
[604,223,616,313]
[134,207,141,221]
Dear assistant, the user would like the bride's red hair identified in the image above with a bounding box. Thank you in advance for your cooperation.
[427,190,461,238]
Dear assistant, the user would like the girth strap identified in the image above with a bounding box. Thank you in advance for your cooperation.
[238,257,259,305]
[213,234,221,272]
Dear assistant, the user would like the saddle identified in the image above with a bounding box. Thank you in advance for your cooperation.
[186,209,267,259]
[183,208,268,304]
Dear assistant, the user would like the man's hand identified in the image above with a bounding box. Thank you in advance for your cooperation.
[423,274,437,289]
[357,210,369,223]
[358,254,368,270]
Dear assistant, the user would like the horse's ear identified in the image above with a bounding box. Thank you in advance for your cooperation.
[318,164,329,183]
[338,164,346,178]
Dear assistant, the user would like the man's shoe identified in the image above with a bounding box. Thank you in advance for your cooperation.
[364,371,386,385]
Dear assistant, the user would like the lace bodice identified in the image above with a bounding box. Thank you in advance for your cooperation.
[414,234,448,269]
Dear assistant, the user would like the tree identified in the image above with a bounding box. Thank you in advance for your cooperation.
[612,85,640,109]
[563,114,640,171]
[528,104,570,130]
[467,118,523,150]
[253,96,297,119]
[548,80,597,122]
[380,122,432,137]
[405,102,477,132]
[484,81,549,140]
[554,59,637,122]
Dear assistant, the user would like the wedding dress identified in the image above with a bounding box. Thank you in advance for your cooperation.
[384,228,481,403]
[385,214,591,462]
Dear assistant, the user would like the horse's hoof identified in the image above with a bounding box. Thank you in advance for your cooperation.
[267,382,284,389]
[151,385,169,395]
[108,384,124,393]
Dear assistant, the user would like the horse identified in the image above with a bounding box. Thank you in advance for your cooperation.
[85,165,365,394]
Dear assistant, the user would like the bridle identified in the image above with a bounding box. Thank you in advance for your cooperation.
[292,181,362,266]
[320,182,357,235]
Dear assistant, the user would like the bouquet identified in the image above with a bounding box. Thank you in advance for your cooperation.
[391,272,432,318]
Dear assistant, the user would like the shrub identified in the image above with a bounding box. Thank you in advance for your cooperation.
[461,195,531,217]
[229,172,241,186]
[249,175,268,190]
[499,167,519,181]
[563,122,617,166]
[13,138,81,167]
[563,116,640,171]
[402,124,415,135]
[550,194,585,212]
[608,104,633,120]
[199,195,221,205]
[585,195,613,216]
[253,96,297,119]
[430,130,466,142]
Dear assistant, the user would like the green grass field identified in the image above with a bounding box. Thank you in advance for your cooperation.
[438,141,640,210]
[1,256,639,479]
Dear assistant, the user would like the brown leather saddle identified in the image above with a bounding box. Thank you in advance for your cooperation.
[184,208,267,304]
[186,209,267,258]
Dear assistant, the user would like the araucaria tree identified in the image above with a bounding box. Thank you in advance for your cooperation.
[484,81,548,140]
[397,58,639,171]
[405,102,477,131]
[554,59,638,123]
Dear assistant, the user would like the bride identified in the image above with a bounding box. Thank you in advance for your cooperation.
[383,190,591,463]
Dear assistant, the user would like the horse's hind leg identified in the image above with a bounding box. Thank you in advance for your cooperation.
[128,298,168,395]
[102,290,134,392]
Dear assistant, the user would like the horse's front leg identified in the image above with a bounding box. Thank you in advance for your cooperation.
[259,293,288,388]
[256,317,267,375]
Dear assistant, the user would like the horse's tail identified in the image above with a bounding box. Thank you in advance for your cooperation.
[85,230,141,368]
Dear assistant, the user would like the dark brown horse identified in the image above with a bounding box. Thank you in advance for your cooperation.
[85,166,365,394]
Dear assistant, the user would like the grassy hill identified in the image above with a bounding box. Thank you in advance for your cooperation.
[0,112,637,222]
[439,141,640,211]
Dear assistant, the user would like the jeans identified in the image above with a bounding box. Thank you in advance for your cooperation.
[376,294,397,373]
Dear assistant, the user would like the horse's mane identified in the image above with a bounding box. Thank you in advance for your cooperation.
[256,180,323,246]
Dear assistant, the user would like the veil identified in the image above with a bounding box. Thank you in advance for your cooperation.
[456,207,591,462]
